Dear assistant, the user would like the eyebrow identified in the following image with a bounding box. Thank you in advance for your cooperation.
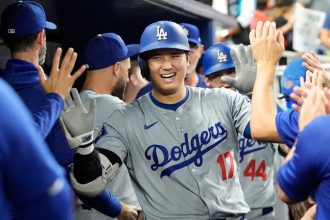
[149,50,185,56]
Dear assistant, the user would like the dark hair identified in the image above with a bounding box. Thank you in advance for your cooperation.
[257,0,268,10]
[2,32,39,53]
[275,0,295,7]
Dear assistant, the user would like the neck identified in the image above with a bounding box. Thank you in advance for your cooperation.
[12,50,39,67]
[83,72,112,94]
[151,84,186,104]
[184,71,198,87]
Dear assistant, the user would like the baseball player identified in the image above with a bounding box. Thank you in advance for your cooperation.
[75,32,141,220]
[91,20,252,219]
[277,86,330,219]
[203,43,277,220]
[180,23,207,88]
[0,78,73,220]
[0,1,123,218]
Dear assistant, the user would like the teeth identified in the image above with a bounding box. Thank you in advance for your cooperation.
[161,73,175,78]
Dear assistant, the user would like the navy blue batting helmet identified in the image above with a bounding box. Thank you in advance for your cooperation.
[203,43,235,76]
[139,21,190,57]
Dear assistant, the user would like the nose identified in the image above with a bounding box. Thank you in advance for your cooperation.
[161,57,173,70]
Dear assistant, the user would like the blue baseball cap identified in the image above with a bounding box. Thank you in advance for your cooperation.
[1,1,56,36]
[84,32,139,71]
[280,57,306,109]
[280,57,306,96]
[180,23,202,45]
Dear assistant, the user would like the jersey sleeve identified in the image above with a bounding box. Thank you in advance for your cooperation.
[277,116,327,202]
[275,110,299,148]
[95,108,129,162]
[217,89,251,135]
[32,93,64,139]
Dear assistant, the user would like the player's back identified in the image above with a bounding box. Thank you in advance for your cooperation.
[237,134,277,218]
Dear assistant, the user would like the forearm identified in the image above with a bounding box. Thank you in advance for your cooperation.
[251,63,281,141]
[77,188,122,218]
[33,93,64,139]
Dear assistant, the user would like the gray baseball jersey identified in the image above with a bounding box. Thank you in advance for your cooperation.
[75,90,140,220]
[237,134,277,219]
[97,86,251,219]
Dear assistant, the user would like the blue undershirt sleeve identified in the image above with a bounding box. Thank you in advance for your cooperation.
[33,93,64,139]
[77,189,122,218]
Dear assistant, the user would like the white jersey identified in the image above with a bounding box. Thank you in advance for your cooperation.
[97,86,251,220]
[237,135,276,209]
[75,90,140,220]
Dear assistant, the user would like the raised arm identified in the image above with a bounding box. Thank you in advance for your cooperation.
[249,21,285,142]
[33,48,86,138]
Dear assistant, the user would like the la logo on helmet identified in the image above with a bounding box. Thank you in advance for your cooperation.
[156,26,168,40]
[217,50,227,63]
[182,27,189,36]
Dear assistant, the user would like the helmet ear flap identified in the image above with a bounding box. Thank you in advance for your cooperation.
[137,56,150,80]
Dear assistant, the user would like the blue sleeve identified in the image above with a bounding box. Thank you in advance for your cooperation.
[0,79,73,220]
[77,189,122,218]
[277,116,329,202]
[45,121,74,166]
[323,10,330,29]
[243,122,252,139]
[33,93,64,139]
[275,109,299,148]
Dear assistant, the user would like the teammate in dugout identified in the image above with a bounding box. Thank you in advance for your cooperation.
[0,1,124,218]
[74,32,142,220]
[90,20,252,219]
[202,42,277,220]
[0,78,73,220]
[250,22,330,219]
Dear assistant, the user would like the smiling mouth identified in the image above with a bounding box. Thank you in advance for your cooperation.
[161,73,176,78]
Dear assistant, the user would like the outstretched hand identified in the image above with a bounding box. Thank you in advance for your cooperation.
[290,69,324,112]
[37,47,87,100]
[249,21,285,66]
[60,88,96,151]
[221,44,256,94]
[302,51,330,87]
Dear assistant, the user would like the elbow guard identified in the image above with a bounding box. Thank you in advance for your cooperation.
[70,147,122,196]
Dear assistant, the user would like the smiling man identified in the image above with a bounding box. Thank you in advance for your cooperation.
[90,21,253,220]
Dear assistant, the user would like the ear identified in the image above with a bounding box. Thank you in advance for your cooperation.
[199,44,205,54]
[36,29,45,46]
[113,62,120,77]
[204,76,211,87]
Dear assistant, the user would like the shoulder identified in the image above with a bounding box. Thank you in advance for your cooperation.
[80,91,125,111]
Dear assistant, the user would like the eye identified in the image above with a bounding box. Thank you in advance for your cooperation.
[172,54,182,59]
[151,56,161,61]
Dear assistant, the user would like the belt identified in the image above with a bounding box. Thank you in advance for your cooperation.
[81,204,92,210]
[245,206,274,219]
[262,207,273,215]
[217,213,246,220]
